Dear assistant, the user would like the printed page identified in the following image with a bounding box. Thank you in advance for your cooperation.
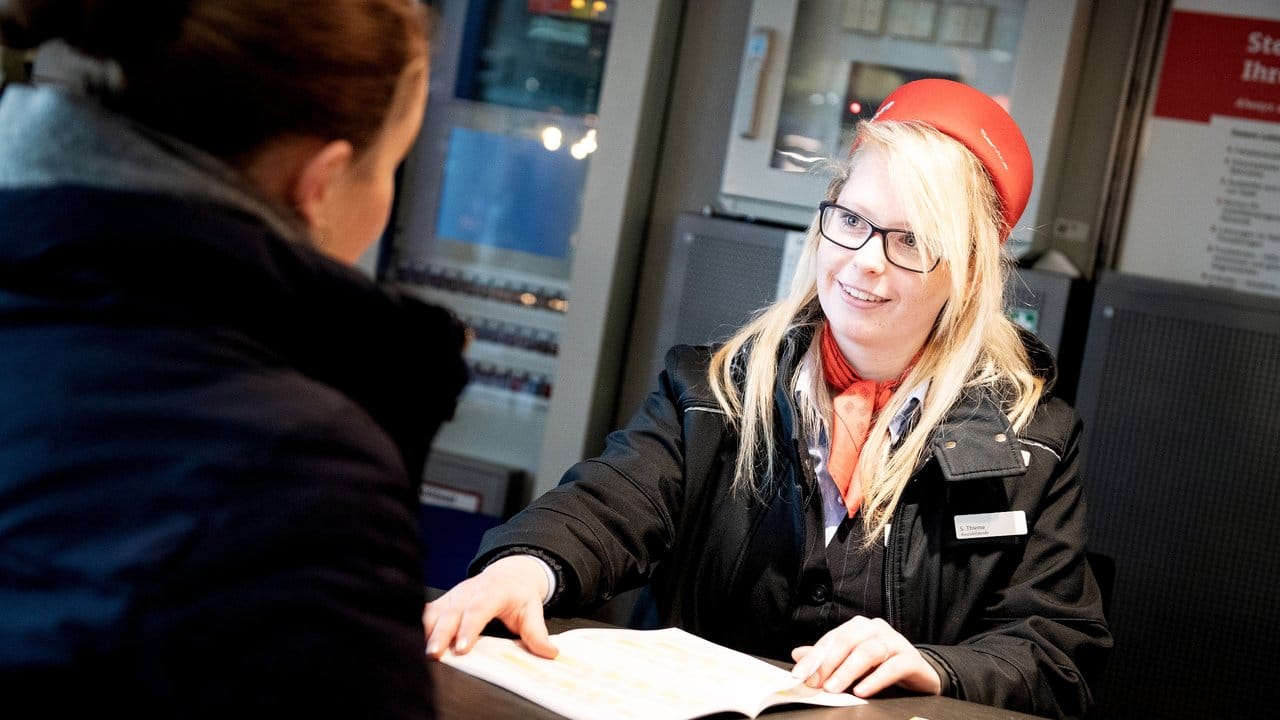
[439,626,864,720]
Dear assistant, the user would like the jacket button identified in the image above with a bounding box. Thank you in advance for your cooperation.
[810,583,830,604]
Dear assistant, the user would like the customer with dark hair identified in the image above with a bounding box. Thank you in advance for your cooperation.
[0,1,466,716]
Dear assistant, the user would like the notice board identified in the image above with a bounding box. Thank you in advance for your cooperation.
[1118,0,1280,299]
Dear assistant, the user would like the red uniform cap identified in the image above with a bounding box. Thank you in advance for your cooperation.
[867,79,1033,241]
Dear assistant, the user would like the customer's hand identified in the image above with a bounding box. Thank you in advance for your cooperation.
[789,615,941,697]
[423,555,558,659]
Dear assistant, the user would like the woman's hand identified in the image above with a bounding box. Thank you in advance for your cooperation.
[423,555,559,660]
[789,615,941,697]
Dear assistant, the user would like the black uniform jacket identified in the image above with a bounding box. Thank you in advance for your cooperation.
[476,328,1111,719]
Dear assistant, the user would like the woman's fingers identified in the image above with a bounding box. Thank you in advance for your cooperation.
[821,636,889,693]
[423,554,556,659]
[423,582,494,656]
[790,644,829,686]
[512,602,559,659]
[852,653,929,696]
[790,615,940,696]
[791,616,878,687]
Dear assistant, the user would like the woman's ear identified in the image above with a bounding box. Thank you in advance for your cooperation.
[290,139,354,228]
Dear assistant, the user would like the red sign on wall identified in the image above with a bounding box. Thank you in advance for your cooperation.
[1153,10,1280,124]
[528,0,574,11]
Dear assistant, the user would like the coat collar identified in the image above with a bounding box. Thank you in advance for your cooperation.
[768,311,1049,482]
[931,329,1059,481]
[931,388,1027,482]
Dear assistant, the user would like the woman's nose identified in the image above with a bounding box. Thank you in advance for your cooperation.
[849,232,888,273]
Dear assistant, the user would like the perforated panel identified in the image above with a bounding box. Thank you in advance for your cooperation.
[1076,272,1280,719]
[675,231,785,345]
[652,213,792,367]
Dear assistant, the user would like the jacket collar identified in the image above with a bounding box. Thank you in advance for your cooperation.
[930,387,1026,482]
[770,313,1053,482]
[931,330,1058,482]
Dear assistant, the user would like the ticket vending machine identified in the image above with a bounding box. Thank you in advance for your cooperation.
[384,0,679,505]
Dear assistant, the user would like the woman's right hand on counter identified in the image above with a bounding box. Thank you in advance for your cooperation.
[423,554,559,659]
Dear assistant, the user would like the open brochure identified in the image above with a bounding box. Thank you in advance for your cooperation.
[438,626,865,720]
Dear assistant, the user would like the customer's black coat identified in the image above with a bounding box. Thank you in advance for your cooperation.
[476,329,1111,719]
[0,183,467,717]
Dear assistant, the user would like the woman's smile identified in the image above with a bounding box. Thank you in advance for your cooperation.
[838,282,889,304]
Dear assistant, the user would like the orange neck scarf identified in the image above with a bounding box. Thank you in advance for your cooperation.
[820,323,908,517]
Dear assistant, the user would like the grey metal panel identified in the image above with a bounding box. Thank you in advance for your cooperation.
[1006,266,1092,402]
[652,213,791,370]
[422,450,524,518]
[1007,267,1075,358]
[1075,271,1280,719]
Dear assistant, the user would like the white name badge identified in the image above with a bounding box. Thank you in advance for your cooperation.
[954,511,1027,540]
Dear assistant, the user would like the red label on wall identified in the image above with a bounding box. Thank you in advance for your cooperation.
[527,0,573,12]
[1153,10,1280,124]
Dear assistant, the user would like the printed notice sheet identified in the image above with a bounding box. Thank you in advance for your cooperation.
[438,626,864,720]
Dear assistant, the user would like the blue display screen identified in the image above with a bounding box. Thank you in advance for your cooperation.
[435,127,586,260]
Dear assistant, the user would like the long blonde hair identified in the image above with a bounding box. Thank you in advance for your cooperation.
[709,120,1043,544]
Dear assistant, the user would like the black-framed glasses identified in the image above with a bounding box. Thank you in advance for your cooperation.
[817,201,940,273]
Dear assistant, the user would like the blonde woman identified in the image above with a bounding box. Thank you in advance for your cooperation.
[425,80,1111,719]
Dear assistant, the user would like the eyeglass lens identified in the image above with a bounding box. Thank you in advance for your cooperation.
[820,204,936,272]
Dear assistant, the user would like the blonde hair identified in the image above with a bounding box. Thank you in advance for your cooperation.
[709,120,1043,545]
